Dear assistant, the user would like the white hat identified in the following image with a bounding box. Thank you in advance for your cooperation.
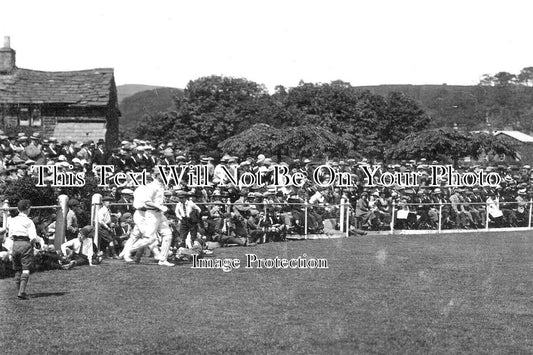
[221,154,232,162]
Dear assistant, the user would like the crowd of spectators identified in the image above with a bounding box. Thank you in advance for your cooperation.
[1,132,533,275]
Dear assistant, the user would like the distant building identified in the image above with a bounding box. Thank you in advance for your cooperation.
[0,36,120,148]
[494,130,533,164]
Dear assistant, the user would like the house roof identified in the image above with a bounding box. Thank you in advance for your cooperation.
[494,131,533,143]
[0,67,115,106]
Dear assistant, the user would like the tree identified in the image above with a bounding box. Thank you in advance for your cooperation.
[479,74,494,86]
[137,111,193,145]
[493,72,517,86]
[468,132,518,160]
[475,69,533,130]
[518,67,533,87]
[384,128,517,164]
[284,82,428,158]
[136,76,269,156]
[135,77,429,159]
[275,125,352,159]
[218,123,283,157]
[219,124,351,159]
[381,92,430,146]
[3,176,57,208]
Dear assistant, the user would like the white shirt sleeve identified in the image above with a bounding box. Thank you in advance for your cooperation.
[28,220,38,241]
[61,239,76,255]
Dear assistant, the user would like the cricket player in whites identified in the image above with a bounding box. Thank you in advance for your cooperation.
[121,169,174,266]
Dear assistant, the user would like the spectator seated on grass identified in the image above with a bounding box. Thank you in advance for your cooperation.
[33,245,63,271]
[114,212,133,252]
[61,225,100,269]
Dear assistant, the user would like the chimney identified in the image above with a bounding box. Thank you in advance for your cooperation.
[0,36,16,74]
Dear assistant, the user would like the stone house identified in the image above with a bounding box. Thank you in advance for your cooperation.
[0,37,120,148]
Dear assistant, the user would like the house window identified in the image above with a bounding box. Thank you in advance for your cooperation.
[18,107,41,126]
[31,108,42,126]
[19,107,30,126]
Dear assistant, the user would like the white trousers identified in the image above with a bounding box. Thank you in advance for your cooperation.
[123,210,172,261]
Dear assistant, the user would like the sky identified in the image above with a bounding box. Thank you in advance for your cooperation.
[1,0,532,91]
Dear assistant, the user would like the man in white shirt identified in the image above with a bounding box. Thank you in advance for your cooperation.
[9,199,45,300]
[61,226,95,269]
[66,199,80,241]
[174,190,202,249]
[121,171,174,266]
[97,196,118,259]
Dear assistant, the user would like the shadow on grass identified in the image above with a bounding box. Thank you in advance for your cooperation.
[29,292,68,299]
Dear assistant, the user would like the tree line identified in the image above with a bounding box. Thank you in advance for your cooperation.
[133,75,516,163]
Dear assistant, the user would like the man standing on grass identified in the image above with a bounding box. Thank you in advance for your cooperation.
[121,170,174,266]
[175,190,202,249]
[9,199,45,300]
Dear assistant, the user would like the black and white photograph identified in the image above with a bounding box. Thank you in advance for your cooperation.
[2,0,533,353]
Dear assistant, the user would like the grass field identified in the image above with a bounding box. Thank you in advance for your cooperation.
[2,231,533,354]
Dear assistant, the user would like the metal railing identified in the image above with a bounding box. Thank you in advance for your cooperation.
[90,193,533,240]
[90,194,345,244]
[341,199,533,234]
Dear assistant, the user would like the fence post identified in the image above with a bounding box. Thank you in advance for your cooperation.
[92,194,102,251]
[340,198,345,232]
[55,195,69,251]
[438,203,442,233]
[390,201,396,235]
[527,200,533,228]
[226,201,231,238]
[485,201,489,231]
[304,201,308,239]
[345,204,350,238]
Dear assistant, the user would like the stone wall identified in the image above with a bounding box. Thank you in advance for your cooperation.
[52,121,106,142]
[1,105,110,143]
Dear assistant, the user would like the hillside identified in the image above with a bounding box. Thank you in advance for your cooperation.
[354,84,533,133]
[119,87,183,137]
[116,84,170,103]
